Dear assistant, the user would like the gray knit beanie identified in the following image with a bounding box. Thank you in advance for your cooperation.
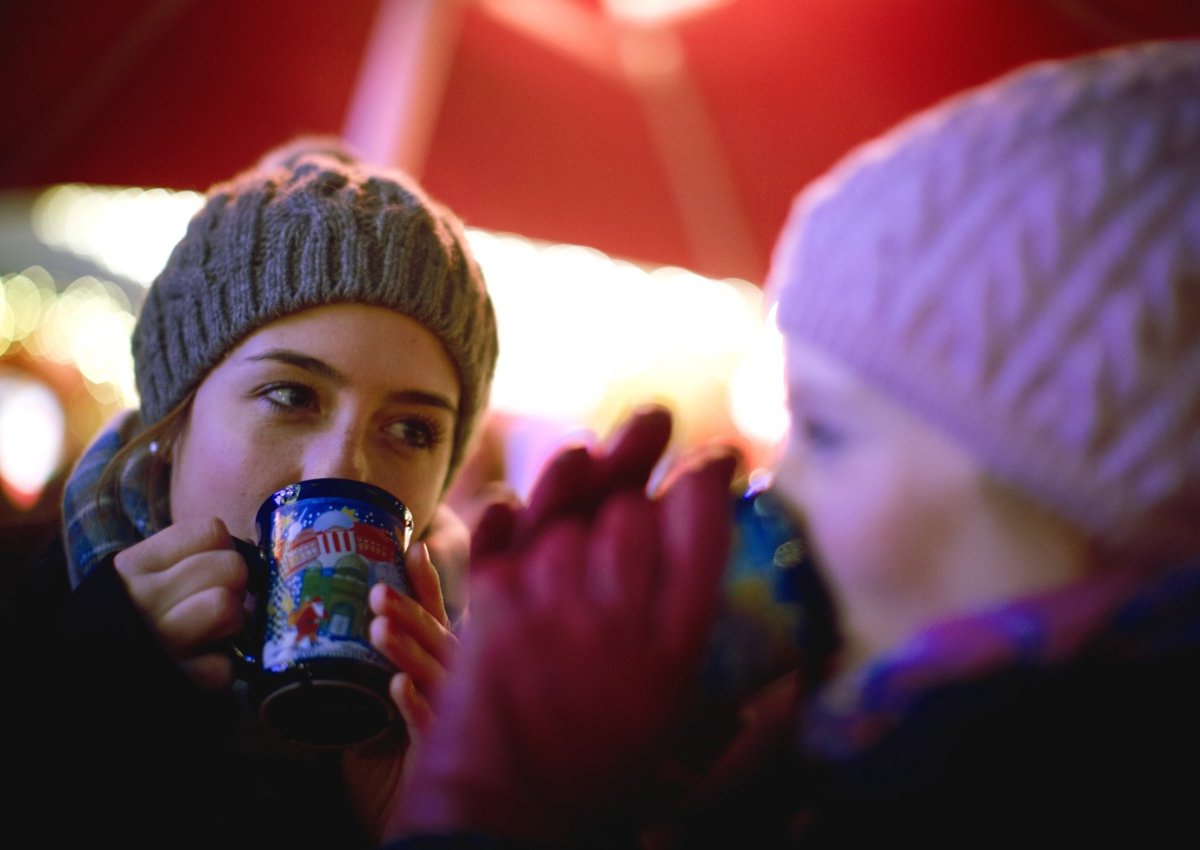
[132,136,498,483]
[767,39,1200,565]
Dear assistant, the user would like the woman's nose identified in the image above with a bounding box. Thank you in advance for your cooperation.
[303,422,371,482]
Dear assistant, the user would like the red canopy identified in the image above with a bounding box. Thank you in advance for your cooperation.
[3,0,1198,283]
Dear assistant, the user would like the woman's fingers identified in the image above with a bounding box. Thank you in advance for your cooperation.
[113,519,252,674]
[114,517,233,579]
[370,618,454,697]
[114,519,248,614]
[157,584,248,654]
[368,540,457,699]
[152,548,249,615]
[392,672,435,735]
[405,541,451,630]
[370,582,458,695]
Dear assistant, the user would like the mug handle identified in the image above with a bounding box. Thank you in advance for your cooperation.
[230,536,267,673]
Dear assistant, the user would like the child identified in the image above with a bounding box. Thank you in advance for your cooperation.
[380,38,1200,847]
[13,137,498,848]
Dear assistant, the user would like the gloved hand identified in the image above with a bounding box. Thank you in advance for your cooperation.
[469,404,674,567]
[385,424,737,844]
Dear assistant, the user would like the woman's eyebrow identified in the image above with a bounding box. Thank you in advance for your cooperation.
[386,389,457,415]
[245,349,344,383]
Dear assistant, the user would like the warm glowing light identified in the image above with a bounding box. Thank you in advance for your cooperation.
[466,228,766,438]
[730,303,788,450]
[0,268,54,356]
[603,0,733,27]
[33,184,203,286]
[10,271,139,409]
[0,371,65,508]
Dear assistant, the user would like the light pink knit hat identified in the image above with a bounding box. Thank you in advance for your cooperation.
[767,39,1200,565]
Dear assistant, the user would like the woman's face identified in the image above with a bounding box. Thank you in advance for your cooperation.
[168,303,459,542]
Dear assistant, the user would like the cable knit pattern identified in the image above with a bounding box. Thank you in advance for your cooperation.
[768,40,1200,563]
[131,138,499,480]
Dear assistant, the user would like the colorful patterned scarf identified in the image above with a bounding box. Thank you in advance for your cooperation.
[802,556,1200,760]
[61,410,170,588]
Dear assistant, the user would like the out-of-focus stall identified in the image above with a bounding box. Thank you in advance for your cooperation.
[2,0,1197,580]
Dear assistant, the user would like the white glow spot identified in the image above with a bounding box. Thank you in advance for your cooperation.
[603,0,732,27]
[730,304,788,449]
[0,373,65,506]
[32,184,203,286]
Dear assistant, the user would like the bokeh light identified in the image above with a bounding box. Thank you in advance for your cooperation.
[0,369,66,509]
[32,184,203,286]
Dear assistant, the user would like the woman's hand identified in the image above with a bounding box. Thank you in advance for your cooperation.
[112,517,250,690]
[369,540,458,731]
[344,534,459,842]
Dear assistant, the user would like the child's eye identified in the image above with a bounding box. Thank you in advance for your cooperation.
[798,416,843,451]
[385,415,447,451]
[260,383,318,411]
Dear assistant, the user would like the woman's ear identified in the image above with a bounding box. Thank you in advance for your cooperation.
[150,391,198,469]
[150,419,185,469]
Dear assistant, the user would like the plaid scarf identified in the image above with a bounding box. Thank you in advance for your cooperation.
[803,556,1200,760]
[61,410,170,588]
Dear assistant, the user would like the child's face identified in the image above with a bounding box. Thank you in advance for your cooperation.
[168,303,460,543]
[774,337,1040,663]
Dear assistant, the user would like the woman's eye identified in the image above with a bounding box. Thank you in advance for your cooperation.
[262,383,317,411]
[386,416,444,450]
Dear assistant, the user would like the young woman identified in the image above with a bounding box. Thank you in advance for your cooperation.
[14,137,498,849]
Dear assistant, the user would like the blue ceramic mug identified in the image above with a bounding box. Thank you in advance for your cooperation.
[684,481,839,756]
[706,482,839,702]
[234,478,414,749]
